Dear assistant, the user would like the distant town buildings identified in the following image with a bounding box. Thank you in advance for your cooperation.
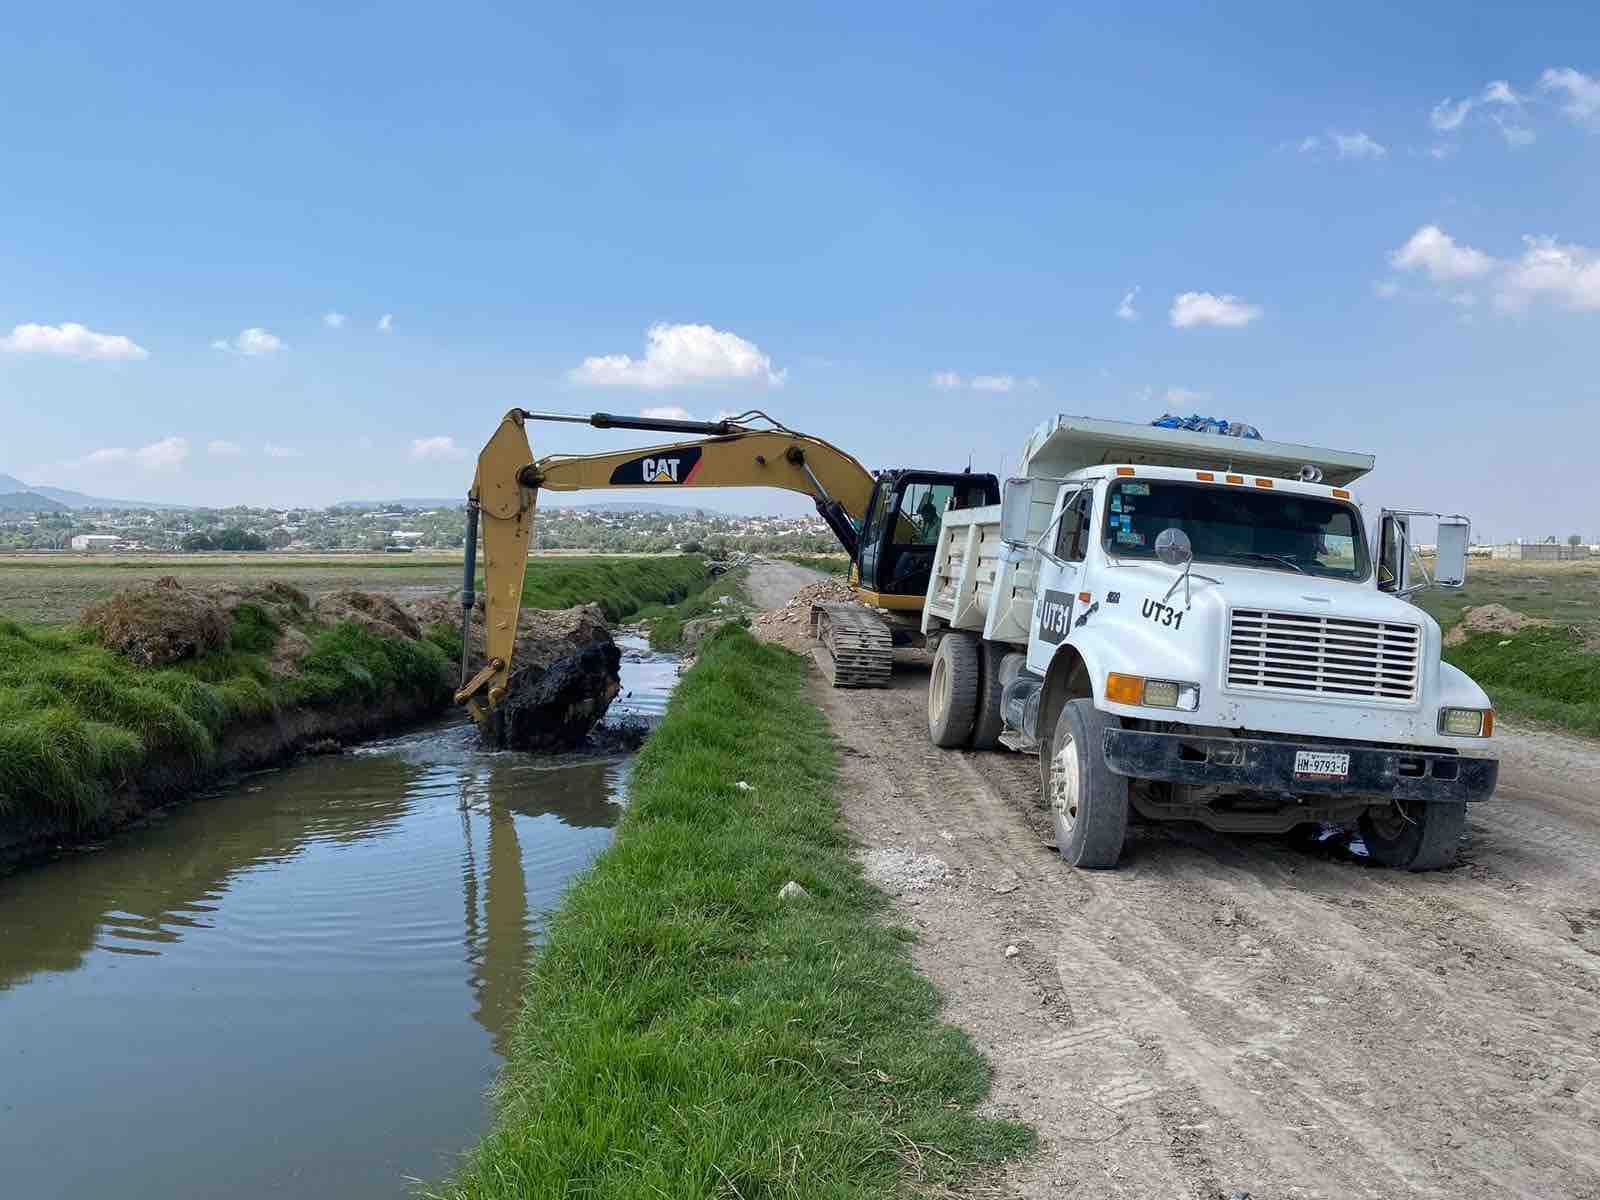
[68,534,122,552]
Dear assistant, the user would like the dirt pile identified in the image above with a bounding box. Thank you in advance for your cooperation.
[312,590,422,641]
[751,579,856,652]
[82,577,230,667]
[408,598,623,751]
[1442,603,1555,647]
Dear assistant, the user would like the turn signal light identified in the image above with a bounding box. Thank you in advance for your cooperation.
[1105,673,1145,704]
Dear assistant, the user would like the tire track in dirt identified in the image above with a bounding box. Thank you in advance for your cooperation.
[800,646,1600,1200]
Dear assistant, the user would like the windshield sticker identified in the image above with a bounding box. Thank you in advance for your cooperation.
[1115,529,1145,546]
[1122,482,1150,496]
[1110,496,1122,513]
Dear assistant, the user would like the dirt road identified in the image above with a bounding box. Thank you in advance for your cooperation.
[740,558,834,610]
[811,654,1600,1199]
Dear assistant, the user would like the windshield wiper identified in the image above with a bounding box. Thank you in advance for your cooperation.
[1230,552,1306,574]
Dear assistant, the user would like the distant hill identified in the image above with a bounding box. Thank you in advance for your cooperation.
[0,491,69,513]
[332,497,466,511]
[0,473,188,511]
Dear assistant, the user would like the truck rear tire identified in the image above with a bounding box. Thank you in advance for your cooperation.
[927,634,980,748]
[969,640,1006,751]
[1359,800,1466,870]
[1042,698,1128,869]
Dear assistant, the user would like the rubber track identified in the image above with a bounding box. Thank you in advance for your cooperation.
[809,601,893,688]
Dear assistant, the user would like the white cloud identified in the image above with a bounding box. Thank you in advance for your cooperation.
[213,327,284,355]
[972,375,1016,393]
[1169,291,1263,329]
[931,371,963,390]
[1389,225,1497,282]
[1116,287,1140,321]
[1373,279,1400,299]
[1492,114,1536,147]
[263,443,303,458]
[568,322,785,389]
[1427,143,1456,160]
[0,321,148,362]
[377,313,394,333]
[1430,79,1521,134]
[1540,67,1600,126]
[207,439,243,456]
[1161,386,1207,406]
[1497,235,1600,312]
[410,435,467,461]
[638,405,693,420]
[75,436,189,472]
[1296,135,1321,153]
[323,312,347,329]
[1331,131,1387,159]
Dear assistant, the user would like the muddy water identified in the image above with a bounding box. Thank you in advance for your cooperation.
[0,636,677,1200]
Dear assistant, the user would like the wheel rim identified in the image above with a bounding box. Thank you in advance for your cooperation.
[1050,731,1080,832]
[930,655,949,722]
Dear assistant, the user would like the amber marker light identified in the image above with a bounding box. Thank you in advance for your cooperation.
[1332,488,1351,499]
[1116,466,1136,476]
[1105,673,1145,705]
[1196,471,1215,481]
[1225,474,1244,484]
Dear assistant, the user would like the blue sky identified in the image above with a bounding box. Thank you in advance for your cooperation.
[2,2,1596,538]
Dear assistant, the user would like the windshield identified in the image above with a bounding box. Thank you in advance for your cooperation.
[1102,479,1370,581]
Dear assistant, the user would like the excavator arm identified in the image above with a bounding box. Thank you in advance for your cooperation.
[455,408,879,718]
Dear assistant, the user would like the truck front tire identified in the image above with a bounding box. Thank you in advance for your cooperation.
[1359,800,1467,870]
[1042,698,1128,869]
[927,634,980,748]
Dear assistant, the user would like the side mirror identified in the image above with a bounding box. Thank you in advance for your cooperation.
[1379,512,1412,593]
[1434,517,1470,588]
[1000,478,1032,547]
[1155,527,1193,567]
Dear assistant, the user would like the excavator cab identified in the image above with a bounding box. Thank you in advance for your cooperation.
[854,470,999,607]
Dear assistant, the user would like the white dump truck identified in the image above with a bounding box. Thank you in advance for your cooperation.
[921,415,1498,871]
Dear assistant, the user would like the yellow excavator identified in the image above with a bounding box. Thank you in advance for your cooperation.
[453,408,998,720]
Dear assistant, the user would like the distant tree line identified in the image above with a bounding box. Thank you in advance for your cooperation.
[180,528,267,552]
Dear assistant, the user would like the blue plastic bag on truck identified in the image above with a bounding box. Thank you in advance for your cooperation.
[1152,413,1262,440]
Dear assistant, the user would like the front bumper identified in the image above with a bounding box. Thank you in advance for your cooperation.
[1102,729,1499,804]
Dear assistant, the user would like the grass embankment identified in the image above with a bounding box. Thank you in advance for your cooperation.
[520,555,708,623]
[1444,628,1600,737]
[1415,560,1600,736]
[0,606,448,836]
[633,567,749,649]
[436,627,1030,1199]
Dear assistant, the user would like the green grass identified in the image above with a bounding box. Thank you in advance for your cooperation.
[1445,626,1600,737]
[434,627,1031,1200]
[0,608,448,834]
[520,555,708,623]
[633,567,750,649]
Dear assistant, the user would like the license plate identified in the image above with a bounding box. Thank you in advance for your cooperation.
[1294,750,1350,780]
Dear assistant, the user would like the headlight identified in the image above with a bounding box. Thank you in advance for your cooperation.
[1106,673,1200,711]
[1439,707,1494,737]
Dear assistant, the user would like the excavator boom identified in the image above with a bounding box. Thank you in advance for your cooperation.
[457,408,997,720]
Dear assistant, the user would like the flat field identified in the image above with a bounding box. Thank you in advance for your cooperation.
[1415,556,1600,634]
[0,550,671,625]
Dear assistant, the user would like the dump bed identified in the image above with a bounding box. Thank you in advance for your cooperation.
[1019,415,1374,486]
[922,504,1037,640]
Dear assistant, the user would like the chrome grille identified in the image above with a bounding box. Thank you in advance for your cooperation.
[1227,609,1421,703]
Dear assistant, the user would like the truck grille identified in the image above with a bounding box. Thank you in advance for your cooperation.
[1226,609,1422,703]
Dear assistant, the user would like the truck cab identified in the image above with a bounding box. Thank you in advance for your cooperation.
[921,415,1498,871]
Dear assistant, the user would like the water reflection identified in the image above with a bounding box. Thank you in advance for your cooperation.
[0,639,673,1200]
